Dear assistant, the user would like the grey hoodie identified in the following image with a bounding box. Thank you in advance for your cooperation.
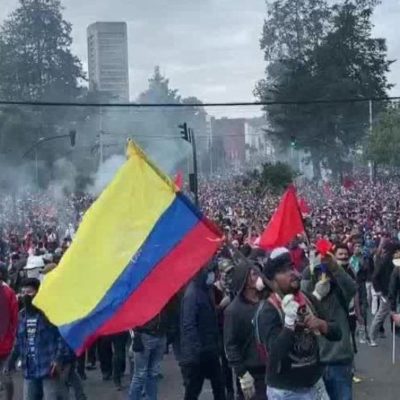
[301,266,357,364]
[224,260,265,376]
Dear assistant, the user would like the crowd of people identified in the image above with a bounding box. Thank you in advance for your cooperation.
[2,171,400,399]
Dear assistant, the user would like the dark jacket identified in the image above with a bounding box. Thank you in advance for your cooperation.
[9,309,68,379]
[373,254,395,296]
[389,265,400,312]
[224,261,265,377]
[259,292,341,391]
[302,266,357,365]
[137,293,180,337]
[179,270,219,365]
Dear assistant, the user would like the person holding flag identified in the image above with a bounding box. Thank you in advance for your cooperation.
[301,247,357,400]
[7,278,68,400]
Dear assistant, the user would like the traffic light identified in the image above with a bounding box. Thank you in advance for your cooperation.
[69,130,77,147]
[179,123,191,143]
[290,135,296,148]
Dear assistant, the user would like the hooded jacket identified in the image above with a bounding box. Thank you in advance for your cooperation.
[301,265,357,365]
[179,270,219,365]
[223,261,265,377]
[0,281,18,358]
[389,265,400,312]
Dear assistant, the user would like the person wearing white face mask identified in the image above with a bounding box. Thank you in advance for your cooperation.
[224,260,268,400]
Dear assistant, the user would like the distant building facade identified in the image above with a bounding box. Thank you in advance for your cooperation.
[211,118,246,171]
[244,117,275,168]
[87,22,129,101]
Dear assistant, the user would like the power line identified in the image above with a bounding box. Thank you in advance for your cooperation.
[0,96,400,108]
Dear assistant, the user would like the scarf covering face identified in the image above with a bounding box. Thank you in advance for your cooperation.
[0,283,11,339]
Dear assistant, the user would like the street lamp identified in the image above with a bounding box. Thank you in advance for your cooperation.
[22,130,77,186]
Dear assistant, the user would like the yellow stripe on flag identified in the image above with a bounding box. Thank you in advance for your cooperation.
[34,141,175,326]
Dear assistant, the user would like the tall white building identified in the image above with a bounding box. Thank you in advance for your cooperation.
[87,22,129,101]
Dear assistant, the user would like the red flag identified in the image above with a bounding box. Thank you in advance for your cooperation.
[298,197,311,215]
[315,239,333,256]
[342,177,354,190]
[174,170,184,190]
[259,186,305,250]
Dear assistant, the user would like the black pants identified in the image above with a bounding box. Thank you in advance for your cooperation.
[98,333,128,383]
[98,336,113,376]
[181,355,226,400]
[77,341,98,376]
[250,371,267,400]
[220,349,234,397]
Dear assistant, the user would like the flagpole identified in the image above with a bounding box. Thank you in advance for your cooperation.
[393,319,396,365]
[293,186,311,247]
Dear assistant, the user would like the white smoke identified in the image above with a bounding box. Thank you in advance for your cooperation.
[87,141,190,197]
[49,158,78,200]
[89,155,126,196]
[143,138,190,175]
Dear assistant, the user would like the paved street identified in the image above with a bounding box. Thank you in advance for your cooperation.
[7,326,400,399]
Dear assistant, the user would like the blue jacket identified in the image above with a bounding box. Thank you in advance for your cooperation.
[10,309,68,379]
[179,271,219,365]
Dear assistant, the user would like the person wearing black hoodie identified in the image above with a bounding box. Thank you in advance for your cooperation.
[224,259,267,400]
[257,248,341,399]
[179,265,225,400]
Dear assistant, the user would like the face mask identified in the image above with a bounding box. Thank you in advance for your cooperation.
[393,259,400,267]
[255,276,265,291]
[206,271,215,286]
[22,294,34,310]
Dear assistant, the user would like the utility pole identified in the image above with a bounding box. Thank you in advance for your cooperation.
[190,128,199,206]
[35,149,39,187]
[369,100,374,183]
[206,115,213,176]
[179,123,199,206]
[99,106,104,164]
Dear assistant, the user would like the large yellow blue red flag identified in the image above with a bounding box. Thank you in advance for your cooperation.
[34,140,222,353]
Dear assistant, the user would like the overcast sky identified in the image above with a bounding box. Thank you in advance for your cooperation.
[1,0,400,118]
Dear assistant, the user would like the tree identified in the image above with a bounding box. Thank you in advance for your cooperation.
[255,0,332,178]
[255,0,392,179]
[366,105,400,167]
[0,0,84,102]
[135,67,211,174]
[0,106,40,162]
[135,66,182,141]
[0,0,85,177]
[259,162,296,193]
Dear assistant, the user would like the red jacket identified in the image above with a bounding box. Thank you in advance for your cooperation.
[0,282,18,358]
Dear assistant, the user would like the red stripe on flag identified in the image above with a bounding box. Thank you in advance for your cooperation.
[78,221,221,352]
